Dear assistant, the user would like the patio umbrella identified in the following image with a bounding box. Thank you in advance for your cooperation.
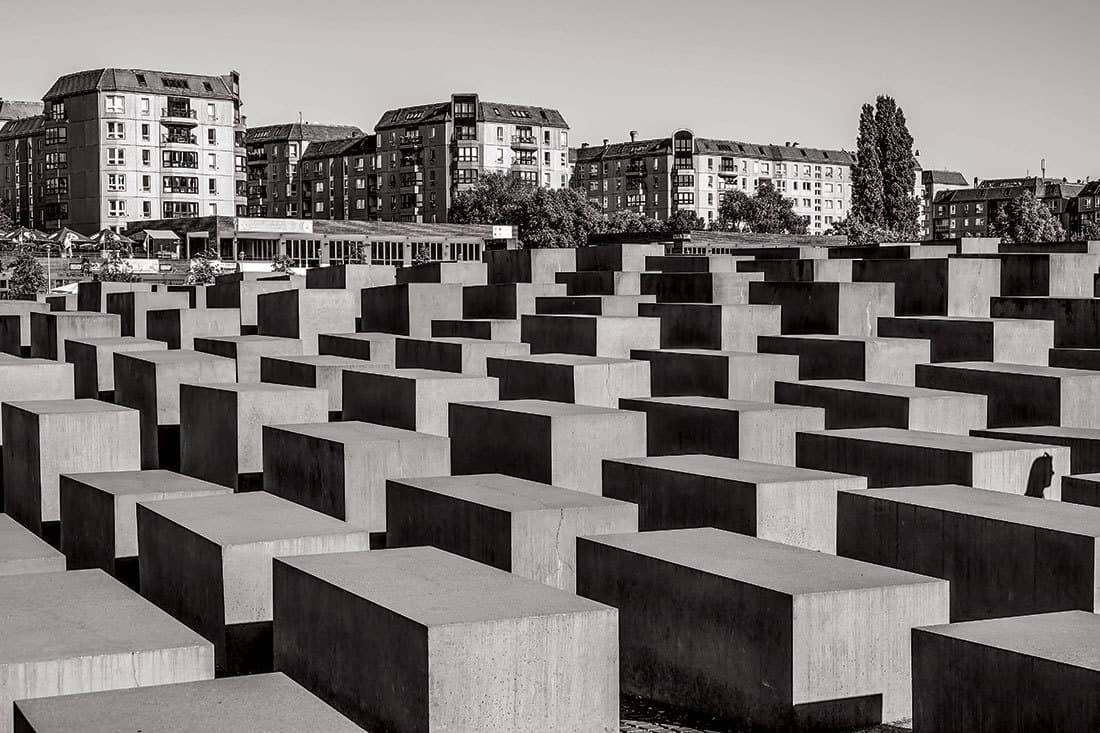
[5,226,49,245]
[89,228,135,247]
[46,227,93,246]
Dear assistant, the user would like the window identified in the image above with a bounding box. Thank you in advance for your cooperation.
[106,121,125,140]
[207,129,217,145]
[162,201,199,218]
[108,200,126,217]
[49,101,65,120]
[314,181,324,193]
[45,127,67,145]
[44,152,68,170]
[107,148,125,165]
[455,169,479,185]
[497,126,504,142]
[208,178,217,194]
[141,175,151,192]
[356,199,365,210]
[140,97,150,116]
[105,95,125,114]
[107,173,126,192]
[314,201,324,213]
[355,178,365,189]
[163,150,198,169]
[674,192,694,206]
[207,153,217,169]
[142,149,151,166]
[142,201,151,218]
[206,103,216,120]
[457,147,478,162]
[544,130,551,145]
[141,123,150,141]
[560,131,568,148]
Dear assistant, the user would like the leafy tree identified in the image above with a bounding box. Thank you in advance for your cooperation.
[413,244,431,266]
[0,208,12,232]
[1078,219,1100,241]
[603,209,666,234]
[825,216,907,245]
[851,104,885,227]
[847,95,921,243]
[270,253,293,273]
[449,173,530,228]
[98,251,139,282]
[6,251,46,299]
[715,181,808,234]
[185,248,221,286]
[989,192,1065,243]
[665,209,704,234]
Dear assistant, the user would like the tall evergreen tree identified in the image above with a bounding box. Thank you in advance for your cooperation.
[850,104,885,227]
[875,96,920,237]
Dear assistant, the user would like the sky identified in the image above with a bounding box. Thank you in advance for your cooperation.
[2,0,1097,183]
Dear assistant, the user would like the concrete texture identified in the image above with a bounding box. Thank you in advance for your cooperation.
[387,473,638,591]
[851,257,999,317]
[258,289,360,354]
[619,396,825,466]
[205,278,295,330]
[260,354,387,412]
[105,291,190,338]
[450,399,646,494]
[146,307,240,350]
[877,315,1053,365]
[971,425,1100,474]
[273,546,618,732]
[317,331,398,365]
[305,263,396,290]
[796,427,1071,497]
[30,311,121,361]
[113,350,237,470]
[0,301,49,354]
[76,282,153,313]
[195,334,305,382]
[576,243,665,272]
[990,296,1100,348]
[576,528,948,730]
[487,353,651,407]
[603,455,866,553]
[179,382,329,490]
[13,673,362,732]
[0,361,75,438]
[758,334,931,386]
[486,247,577,284]
[536,294,655,317]
[360,283,463,339]
[637,303,782,352]
[395,336,530,376]
[839,484,1100,621]
[0,569,213,732]
[0,513,65,576]
[263,421,450,533]
[749,281,895,336]
[775,379,988,435]
[63,336,166,398]
[396,260,488,285]
[463,283,566,319]
[342,368,498,436]
[137,492,370,674]
[630,349,799,401]
[521,314,661,358]
[431,318,521,342]
[912,611,1100,732]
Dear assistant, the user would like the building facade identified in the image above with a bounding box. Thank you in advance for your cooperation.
[298,135,378,221]
[0,115,45,228]
[374,93,570,223]
[571,129,855,234]
[931,177,1084,240]
[919,170,969,239]
[244,123,364,219]
[34,68,246,234]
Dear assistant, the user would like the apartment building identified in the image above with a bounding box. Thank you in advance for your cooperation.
[919,170,969,239]
[298,135,378,221]
[0,115,45,228]
[244,123,363,219]
[1075,180,1100,235]
[572,129,855,234]
[0,99,44,123]
[931,177,1083,240]
[32,68,246,233]
[374,93,570,223]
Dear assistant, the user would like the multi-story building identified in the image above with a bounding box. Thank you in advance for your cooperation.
[35,68,246,233]
[0,99,44,123]
[919,170,969,239]
[0,114,45,228]
[1074,180,1100,235]
[374,93,570,223]
[572,129,855,234]
[931,177,1084,240]
[244,123,363,219]
[298,135,378,221]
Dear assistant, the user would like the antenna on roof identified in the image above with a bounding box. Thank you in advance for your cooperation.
[298,111,303,125]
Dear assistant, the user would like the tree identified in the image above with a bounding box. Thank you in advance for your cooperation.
[6,252,46,300]
[665,209,704,234]
[185,248,221,285]
[1078,219,1100,241]
[851,104,885,227]
[715,181,808,234]
[98,251,139,282]
[825,216,906,245]
[413,244,431,266]
[270,253,292,273]
[603,209,666,234]
[989,192,1065,243]
[0,209,12,232]
[875,96,921,237]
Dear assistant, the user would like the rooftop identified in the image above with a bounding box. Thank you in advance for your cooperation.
[245,123,365,145]
[0,114,45,141]
[0,99,44,121]
[375,100,569,130]
[922,169,969,186]
[573,134,854,166]
[43,68,238,101]
[299,134,376,161]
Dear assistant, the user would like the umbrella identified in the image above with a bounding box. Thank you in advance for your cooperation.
[46,227,93,246]
[3,226,49,245]
[89,228,135,247]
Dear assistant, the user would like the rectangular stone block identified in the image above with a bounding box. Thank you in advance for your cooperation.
[576,528,948,730]
[0,569,213,732]
[486,247,576,284]
[630,348,799,401]
[535,294,653,317]
[273,547,618,732]
[387,473,638,591]
[31,311,121,360]
[640,272,761,304]
[317,331,397,365]
[916,361,1100,428]
[603,455,865,553]
[194,334,304,383]
[851,257,999,317]
[76,281,153,313]
[449,399,646,494]
[877,315,1053,364]
[179,382,329,490]
[2,400,140,541]
[620,396,824,466]
[138,492,370,675]
[258,289,359,353]
[0,360,74,438]
[114,350,236,470]
[637,302,782,351]
[990,296,1100,347]
[64,336,166,398]
[576,243,665,272]
[206,278,295,330]
[146,307,239,350]
[912,611,1100,732]
[305,263,395,290]
[775,379,987,434]
[0,301,49,354]
[59,469,230,585]
[395,336,530,376]
[12,673,362,732]
[989,252,1100,296]
[360,283,463,339]
[645,254,738,272]
[970,425,1100,474]
[554,270,641,296]
[396,260,487,285]
[486,353,650,408]
[260,354,386,416]
[342,368,497,437]
[1050,347,1100,370]
[463,283,566,319]
[796,427,1070,497]
[106,291,190,338]
[1063,473,1100,506]
[0,513,64,576]
[749,281,894,336]
[430,318,521,342]
[759,334,931,385]
[520,314,660,358]
[263,421,450,534]
[839,484,1100,621]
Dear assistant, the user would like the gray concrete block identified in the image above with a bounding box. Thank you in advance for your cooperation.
[0,301,49,353]
[521,314,661,358]
[76,281,153,313]
[637,302,782,351]
[260,354,387,413]
[630,348,799,401]
[486,353,650,407]
[305,264,395,290]
[971,425,1100,474]
[486,247,576,284]
[343,368,497,436]
[463,283,566,319]
[852,257,999,317]
[430,318,521,342]
[31,311,121,361]
[106,291,190,338]
[990,296,1100,348]
[877,315,1053,364]
[194,334,304,383]
[639,272,761,304]
[64,336,166,398]
[749,281,894,336]
[759,334,931,385]
[0,513,65,576]
[146,307,240,350]
[206,279,297,329]
[258,289,359,354]
[396,261,488,285]
[395,336,530,376]
[317,331,397,365]
[360,283,463,339]
[535,294,654,317]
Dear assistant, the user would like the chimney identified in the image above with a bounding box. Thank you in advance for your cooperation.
[629,130,638,142]
[580,142,588,149]
[1041,158,1046,178]
[603,138,609,147]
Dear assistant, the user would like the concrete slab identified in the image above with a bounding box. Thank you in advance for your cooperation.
[759,334,931,385]
[260,354,387,415]
[395,336,530,376]
[146,307,240,350]
[536,294,654,317]
[396,260,487,285]
[64,336,166,398]
[486,247,577,284]
[486,353,650,407]
[205,278,296,331]
[877,315,1053,364]
[317,331,398,365]
[521,314,661,358]
[637,302,782,351]
[430,318,521,342]
[555,270,642,296]
[305,263,395,290]
[463,283,566,319]
[342,368,497,436]
[0,513,65,576]
[990,296,1100,348]
[630,348,799,401]
[1063,472,1100,507]
[0,301,49,354]
[749,281,894,336]
[194,334,304,383]
[106,290,191,339]
[851,257,999,317]
[360,283,463,339]
[258,289,360,354]
[971,425,1100,474]
[273,546,617,732]
[30,311,121,361]
[639,272,761,304]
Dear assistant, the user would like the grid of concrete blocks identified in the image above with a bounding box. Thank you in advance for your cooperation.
[0,238,1099,732]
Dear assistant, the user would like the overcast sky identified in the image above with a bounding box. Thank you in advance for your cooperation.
[3,0,1095,183]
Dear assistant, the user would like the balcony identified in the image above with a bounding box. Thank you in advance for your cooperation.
[625,163,647,177]
[511,134,538,150]
[161,107,198,125]
[162,186,199,195]
[399,135,423,149]
[161,133,197,146]
[718,166,738,177]
[399,157,423,170]
[512,158,538,169]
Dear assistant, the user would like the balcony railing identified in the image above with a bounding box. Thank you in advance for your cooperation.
[625,164,647,176]
[163,186,199,195]
[399,135,423,148]
[161,107,198,122]
[511,135,538,149]
[162,133,197,146]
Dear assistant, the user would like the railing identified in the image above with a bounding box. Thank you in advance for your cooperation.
[161,134,197,145]
[511,135,537,147]
[162,107,197,119]
[399,135,423,147]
